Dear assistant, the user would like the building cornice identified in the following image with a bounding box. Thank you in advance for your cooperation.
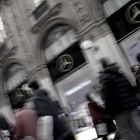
[30,0,62,33]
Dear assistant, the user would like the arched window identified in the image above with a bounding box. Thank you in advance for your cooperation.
[5,64,27,91]
[44,25,77,61]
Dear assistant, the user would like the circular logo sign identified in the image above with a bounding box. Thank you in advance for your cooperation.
[125,2,140,24]
[57,54,74,72]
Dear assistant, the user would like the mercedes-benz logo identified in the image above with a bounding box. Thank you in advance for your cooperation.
[125,2,140,24]
[57,54,74,72]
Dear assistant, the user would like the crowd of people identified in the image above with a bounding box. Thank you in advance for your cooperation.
[0,81,75,140]
[0,53,140,140]
[87,53,140,140]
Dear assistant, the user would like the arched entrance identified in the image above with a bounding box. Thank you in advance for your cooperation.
[2,62,27,109]
[43,24,77,61]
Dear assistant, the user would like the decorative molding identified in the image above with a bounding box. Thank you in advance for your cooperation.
[0,44,17,65]
[1,58,27,92]
[78,18,105,36]
[69,0,92,28]
[31,1,62,33]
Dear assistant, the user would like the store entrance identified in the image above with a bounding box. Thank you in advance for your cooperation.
[55,65,97,139]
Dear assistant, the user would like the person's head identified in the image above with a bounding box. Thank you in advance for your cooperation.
[136,53,140,63]
[131,65,140,76]
[99,57,111,69]
[16,89,31,109]
[29,81,40,90]
[87,92,94,102]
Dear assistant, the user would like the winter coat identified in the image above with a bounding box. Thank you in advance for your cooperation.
[100,64,139,117]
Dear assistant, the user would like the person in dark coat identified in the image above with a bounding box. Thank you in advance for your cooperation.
[29,81,75,140]
[99,58,140,140]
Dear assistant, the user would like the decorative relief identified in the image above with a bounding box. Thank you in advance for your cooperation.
[69,0,92,27]
[31,1,62,33]
[0,43,17,64]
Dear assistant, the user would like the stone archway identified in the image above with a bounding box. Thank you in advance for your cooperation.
[33,17,80,102]
[1,59,27,92]
[36,17,79,66]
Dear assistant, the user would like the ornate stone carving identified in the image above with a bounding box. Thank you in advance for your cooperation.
[86,0,105,21]
[31,1,62,33]
[69,0,92,28]
[0,43,17,65]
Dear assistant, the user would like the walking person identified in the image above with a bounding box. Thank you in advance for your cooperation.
[29,81,75,140]
[87,92,108,140]
[99,58,140,140]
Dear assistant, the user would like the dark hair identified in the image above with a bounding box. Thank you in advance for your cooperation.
[136,53,140,63]
[100,57,111,69]
[86,93,91,101]
[29,81,40,90]
[36,89,48,96]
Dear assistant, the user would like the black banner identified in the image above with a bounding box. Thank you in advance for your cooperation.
[47,42,86,82]
[106,0,140,41]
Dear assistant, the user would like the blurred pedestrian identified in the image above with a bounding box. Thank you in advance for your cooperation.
[29,82,75,140]
[0,114,15,140]
[87,92,108,140]
[28,81,40,96]
[29,81,63,115]
[99,58,140,140]
[15,92,37,140]
[131,65,140,92]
